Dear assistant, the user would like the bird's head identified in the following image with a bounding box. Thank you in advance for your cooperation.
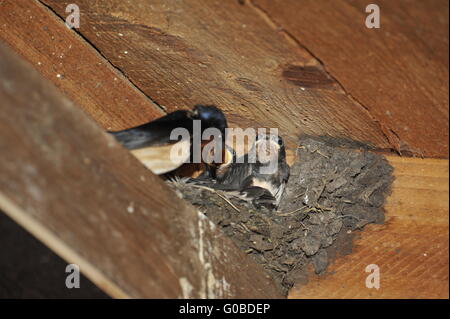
[254,133,285,164]
[192,105,228,165]
[192,105,228,140]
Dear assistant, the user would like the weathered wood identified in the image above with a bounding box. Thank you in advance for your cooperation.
[252,0,449,158]
[0,43,283,299]
[0,0,163,131]
[289,156,449,299]
[37,0,395,153]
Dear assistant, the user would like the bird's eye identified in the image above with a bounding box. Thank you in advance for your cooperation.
[277,138,283,146]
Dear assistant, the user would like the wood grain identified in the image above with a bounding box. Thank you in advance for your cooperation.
[252,0,449,158]
[289,156,449,299]
[0,42,283,299]
[0,0,163,131]
[38,0,394,152]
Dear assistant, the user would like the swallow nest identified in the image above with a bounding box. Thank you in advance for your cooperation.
[168,135,393,295]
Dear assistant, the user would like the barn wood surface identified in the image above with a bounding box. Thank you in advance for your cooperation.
[34,0,397,153]
[0,43,283,299]
[252,0,449,158]
[0,0,164,131]
[290,156,449,299]
[1,0,448,298]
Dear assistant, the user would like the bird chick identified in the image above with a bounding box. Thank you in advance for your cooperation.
[210,133,290,209]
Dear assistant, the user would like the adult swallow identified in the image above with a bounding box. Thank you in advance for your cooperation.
[210,133,290,209]
[109,105,228,175]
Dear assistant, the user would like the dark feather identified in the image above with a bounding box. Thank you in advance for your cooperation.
[108,110,193,149]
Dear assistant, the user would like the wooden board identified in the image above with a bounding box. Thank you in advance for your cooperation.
[31,0,397,153]
[252,0,449,158]
[0,0,163,131]
[5,1,446,157]
[289,156,449,299]
[1,0,448,299]
[0,42,283,299]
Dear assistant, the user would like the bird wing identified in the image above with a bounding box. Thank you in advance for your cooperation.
[130,139,191,175]
[109,110,192,149]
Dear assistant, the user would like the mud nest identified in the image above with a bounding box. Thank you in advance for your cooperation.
[169,136,394,295]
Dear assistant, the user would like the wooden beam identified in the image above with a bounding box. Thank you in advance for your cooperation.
[289,156,449,299]
[0,0,163,131]
[0,42,283,299]
[36,0,395,152]
[252,0,449,158]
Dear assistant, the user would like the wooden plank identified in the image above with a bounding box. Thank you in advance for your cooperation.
[0,0,163,131]
[289,156,449,299]
[0,42,283,299]
[37,0,395,152]
[252,0,449,158]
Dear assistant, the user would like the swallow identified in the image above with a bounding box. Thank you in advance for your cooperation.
[209,133,290,209]
[196,143,236,180]
[109,105,228,175]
